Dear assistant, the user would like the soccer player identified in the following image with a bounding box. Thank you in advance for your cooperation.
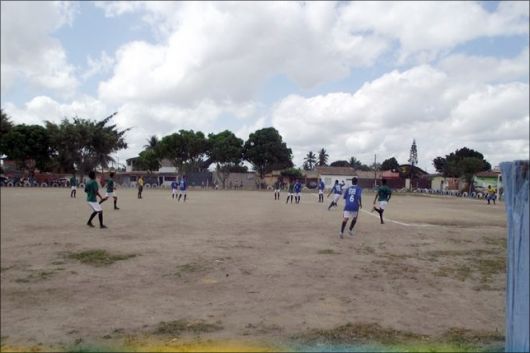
[318,178,325,203]
[85,170,107,229]
[274,178,281,200]
[486,185,497,205]
[372,178,392,224]
[99,172,119,210]
[171,177,179,199]
[286,178,294,204]
[178,175,187,202]
[70,174,77,198]
[294,179,302,204]
[327,180,343,210]
[340,177,362,239]
[137,176,144,199]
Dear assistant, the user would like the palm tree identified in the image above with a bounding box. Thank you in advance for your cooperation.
[318,148,329,166]
[144,135,159,150]
[304,151,317,170]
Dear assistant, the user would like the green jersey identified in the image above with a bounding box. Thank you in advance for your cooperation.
[106,179,114,193]
[377,185,392,201]
[85,179,99,202]
[70,177,77,186]
[288,183,294,193]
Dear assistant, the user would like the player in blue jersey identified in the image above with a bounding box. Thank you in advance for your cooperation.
[339,177,362,238]
[327,180,343,210]
[177,175,187,202]
[294,179,302,204]
[317,178,325,203]
[171,178,179,199]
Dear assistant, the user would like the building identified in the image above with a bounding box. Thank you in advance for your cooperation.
[473,170,502,194]
[125,157,177,173]
[430,175,460,191]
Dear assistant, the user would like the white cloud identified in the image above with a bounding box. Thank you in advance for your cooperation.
[0,1,79,94]
[82,51,115,80]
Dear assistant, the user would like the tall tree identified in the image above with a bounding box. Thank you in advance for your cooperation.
[433,147,491,185]
[208,130,244,188]
[243,127,292,183]
[317,148,329,166]
[408,139,418,186]
[158,130,209,173]
[0,109,14,155]
[144,135,159,150]
[1,124,51,171]
[330,160,351,167]
[304,151,317,170]
[381,157,400,171]
[136,148,161,172]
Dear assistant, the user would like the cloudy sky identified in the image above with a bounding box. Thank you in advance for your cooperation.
[1,1,528,172]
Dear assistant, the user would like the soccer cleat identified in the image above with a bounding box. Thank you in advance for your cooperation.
[87,222,95,228]
[114,207,120,210]
[348,230,354,236]
[339,232,344,239]
[100,225,108,229]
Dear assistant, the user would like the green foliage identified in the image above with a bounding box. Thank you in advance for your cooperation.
[1,124,51,170]
[330,160,351,167]
[67,249,136,267]
[158,130,209,173]
[136,148,161,172]
[243,127,292,178]
[317,148,329,166]
[381,157,400,171]
[280,167,303,180]
[0,109,14,154]
[433,147,491,181]
[408,139,418,166]
[304,151,317,170]
[208,130,243,165]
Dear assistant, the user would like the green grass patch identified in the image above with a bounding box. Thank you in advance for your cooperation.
[154,319,223,336]
[15,270,57,283]
[67,250,136,267]
[317,249,339,255]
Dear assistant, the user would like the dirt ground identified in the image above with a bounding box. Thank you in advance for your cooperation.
[1,187,508,351]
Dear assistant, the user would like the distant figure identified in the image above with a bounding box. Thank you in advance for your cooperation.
[339,177,362,239]
[99,172,119,210]
[178,175,188,202]
[274,178,281,200]
[486,185,497,205]
[327,180,342,210]
[84,170,107,229]
[294,179,302,204]
[372,178,392,224]
[137,176,144,199]
[286,179,294,204]
[318,178,325,203]
[70,174,77,198]
[171,177,179,199]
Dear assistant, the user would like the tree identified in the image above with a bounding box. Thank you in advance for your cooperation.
[330,160,351,167]
[304,151,317,170]
[243,127,292,183]
[317,148,329,166]
[0,109,14,155]
[433,147,491,186]
[144,135,159,150]
[381,157,399,171]
[1,124,51,171]
[280,167,304,180]
[158,130,209,173]
[208,130,244,188]
[347,156,371,171]
[408,139,418,188]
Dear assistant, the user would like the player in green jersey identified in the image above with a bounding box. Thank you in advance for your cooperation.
[99,172,119,210]
[372,179,392,224]
[84,171,107,228]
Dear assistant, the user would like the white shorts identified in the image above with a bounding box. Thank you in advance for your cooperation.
[377,200,388,210]
[88,202,102,212]
[105,192,116,198]
[343,210,358,219]
[172,188,178,195]
[71,186,77,190]
[179,190,187,195]
[333,194,341,202]
[275,189,280,193]
[318,190,323,195]
[295,192,300,197]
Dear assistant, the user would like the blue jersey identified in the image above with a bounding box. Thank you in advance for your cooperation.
[294,182,302,193]
[179,180,187,190]
[343,185,362,211]
[171,181,178,189]
[332,184,342,194]
[318,181,325,191]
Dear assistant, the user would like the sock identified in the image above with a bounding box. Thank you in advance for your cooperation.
[349,219,357,231]
[98,212,103,226]
[114,198,118,208]
[184,194,187,202]
[88,211,97,224]
[341,220,347,233]
[379,211,384,224]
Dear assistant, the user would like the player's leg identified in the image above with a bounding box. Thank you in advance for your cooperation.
[99,195,109,204]
[378,201,386,224]
[183,191,187,202]
[73,188,76,198]
[113,196,119,210]
[349,214,358,235]
[98,211,107,228]
[340,212,350,238]
[87,211,97,227]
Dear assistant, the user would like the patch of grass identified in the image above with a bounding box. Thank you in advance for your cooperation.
[482,237,506,248]
[433,255,505,284]
[435,265,472,281]
[154,319,223,336]
[317,249,338,255]
[172,262,209,278]
[477,257,505,283]
[67,250,136,267]
[440,327,504,349]
[15,270,56,283]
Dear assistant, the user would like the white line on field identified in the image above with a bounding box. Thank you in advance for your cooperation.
[359,209,433,227]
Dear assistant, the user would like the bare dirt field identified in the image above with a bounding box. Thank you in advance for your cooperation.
[1,187,507,351]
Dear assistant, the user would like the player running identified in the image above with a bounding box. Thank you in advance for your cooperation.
[70,174,77,198]
[327,180,343,210]
[339,177,362,239]
[294,179,302,204]
[84,170,107,229]
[178,175,188,202]
[372,178,391,224]
[99,172,119,210]
[317,178,325,203]
[171,177,179,199]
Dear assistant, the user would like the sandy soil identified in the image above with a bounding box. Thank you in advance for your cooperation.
[0,187,507,349]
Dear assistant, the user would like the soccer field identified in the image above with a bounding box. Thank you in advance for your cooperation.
[1,188,507,351]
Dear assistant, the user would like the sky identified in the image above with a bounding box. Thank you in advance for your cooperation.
[1,1,529,173]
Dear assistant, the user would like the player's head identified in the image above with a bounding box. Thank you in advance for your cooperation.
[382,178,387,185]
[110,172,115,178]
[352,177,358,185]
[89,170,96,179]
[335,179,339,184]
